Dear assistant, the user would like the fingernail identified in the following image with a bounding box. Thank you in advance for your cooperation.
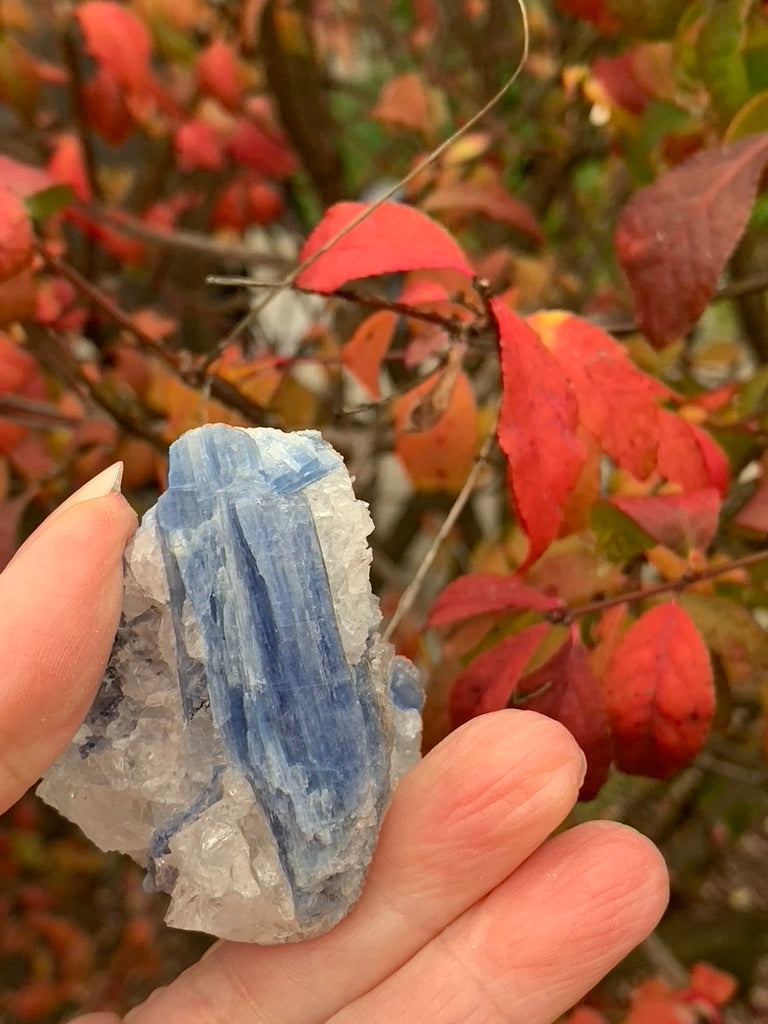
[59,462,124,512]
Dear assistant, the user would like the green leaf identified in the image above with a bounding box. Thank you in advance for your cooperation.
[726,91,768,141]
[591,501,655,563]
[24,184,73,223]
[697,1,751,124]
[678,592,768,688]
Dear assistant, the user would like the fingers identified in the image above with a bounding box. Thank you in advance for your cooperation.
[124,711,586,1024]
[0,478,136,811]
[329,821,669,1024]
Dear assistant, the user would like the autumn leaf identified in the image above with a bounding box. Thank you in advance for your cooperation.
[514,631,614,799]
[428,572,562,629]
[340,310,397,399]
[174,118,226,173]
[372,71,436,136]
[0,155,54,199]
[606,489,720,554]
[197,39,243,111]
[393,368,476,492]
[225,117,297,178]
[530,312,668,481]
[555,0,618,33]
[733,474,768,533]
[655,412,730,497]
[83,68,135,146]
[493,301,586,568]
[423,182,544,244]
[0,187,33,282]
[615,132,768,345]
[296,202,474,293]
[601,603,714,778]
[76,1,153,90]
[449,623,550,727]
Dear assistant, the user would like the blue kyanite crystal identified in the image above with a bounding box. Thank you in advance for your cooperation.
[39,425,422,943]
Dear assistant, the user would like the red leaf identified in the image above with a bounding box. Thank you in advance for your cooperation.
[607,489,720,554]
[423,182,544,244]
[656,412,730,497]
[341,310,397,399]
[449,623,549,727]
[493,301,586,568]
[174,119,225,173]
[602,603,714,778]
[687,963,737,1006]
[211,176,283,230]
[197,39,243,111]
[47,134,91,202]
[615,133,768,345]
[76,1,152,89]
[0,188,33,282]
[530,312,668,480]
[591,51,653,115]
[0,155,54,198]
[83,68,134,146]
[296,202,473,293]
[515,632,613,799]
[734,475,768,533]
[429,572,562,629]
[555,0,618,33]
[226,118,296,178]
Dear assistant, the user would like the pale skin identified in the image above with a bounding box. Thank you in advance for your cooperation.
[0,473,670,1024]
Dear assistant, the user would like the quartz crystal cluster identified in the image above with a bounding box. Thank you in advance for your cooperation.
[39,425,423,943]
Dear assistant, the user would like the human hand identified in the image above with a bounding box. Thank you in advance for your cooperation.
[1,467,669,1024]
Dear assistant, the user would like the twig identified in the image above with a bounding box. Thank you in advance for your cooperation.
[83,204,293,269]
[641,933,689,989]
[58,22,102,202]
[553,549,768,623]
[383,428,495,642]
[0,394,83,430]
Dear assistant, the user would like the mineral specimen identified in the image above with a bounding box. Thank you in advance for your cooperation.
[39,425,423,943]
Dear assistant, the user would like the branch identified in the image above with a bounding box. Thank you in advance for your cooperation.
[550,548,768,623]
[383,426,495,642]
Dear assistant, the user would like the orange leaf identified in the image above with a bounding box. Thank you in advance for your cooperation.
[393,368,476,492]
[602,603,714,778]
[372,71,434,135]
[424,182,544,244]
[341,310,397,399]
[607,489,720,554]
[297,202,473,293]
[687,962,737,1006]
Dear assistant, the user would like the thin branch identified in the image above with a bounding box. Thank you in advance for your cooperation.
[383,428,495,642]
[83,204,293,269]
[599,267,768,337]
[0,394,83,430]
[552,548,768,623]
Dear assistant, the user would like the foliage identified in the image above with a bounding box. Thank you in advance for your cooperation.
[1,0,768,1018]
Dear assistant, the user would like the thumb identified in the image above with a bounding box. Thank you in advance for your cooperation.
[0,464,136,812]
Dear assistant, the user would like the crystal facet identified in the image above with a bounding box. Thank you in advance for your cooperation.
[39,425,422,943]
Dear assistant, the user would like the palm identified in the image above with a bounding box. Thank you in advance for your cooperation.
[0,488,668,1024]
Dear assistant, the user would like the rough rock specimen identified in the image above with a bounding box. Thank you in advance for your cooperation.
[39,425,423,943]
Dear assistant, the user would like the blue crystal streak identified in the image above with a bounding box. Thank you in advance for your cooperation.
[154,426,389,926]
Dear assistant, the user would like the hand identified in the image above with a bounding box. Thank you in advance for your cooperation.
[1,467,669,1024]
